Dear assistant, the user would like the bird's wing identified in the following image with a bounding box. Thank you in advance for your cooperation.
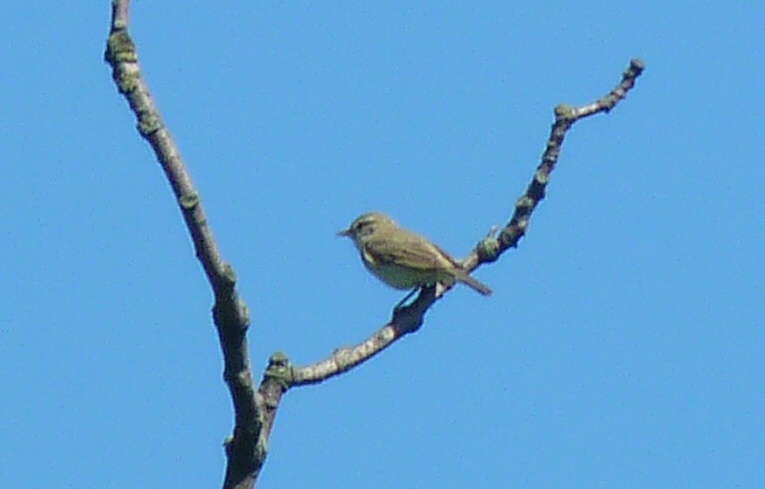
[363,231,457,271]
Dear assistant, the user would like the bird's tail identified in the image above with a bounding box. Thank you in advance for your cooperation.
[456,271,493,296]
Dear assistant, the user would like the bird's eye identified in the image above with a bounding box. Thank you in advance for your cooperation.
[356,222,374,235]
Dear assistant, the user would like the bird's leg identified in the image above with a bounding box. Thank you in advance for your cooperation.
[393,288,419,312]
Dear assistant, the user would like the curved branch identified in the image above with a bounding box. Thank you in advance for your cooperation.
[291,286,436,385]
[486,58,647,262]
[104,2,264,488]
[275,59,646,388]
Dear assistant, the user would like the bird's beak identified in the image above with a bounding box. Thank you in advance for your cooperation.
[336,228,351,238]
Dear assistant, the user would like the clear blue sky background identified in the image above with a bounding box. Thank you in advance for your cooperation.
[1,3,763,488]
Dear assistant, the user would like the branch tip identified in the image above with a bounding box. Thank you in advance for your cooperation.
[629,58,646,74]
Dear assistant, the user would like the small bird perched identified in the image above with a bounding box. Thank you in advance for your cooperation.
[337,212,492,296]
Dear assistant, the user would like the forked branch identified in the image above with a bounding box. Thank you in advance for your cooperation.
[104,2,644,487]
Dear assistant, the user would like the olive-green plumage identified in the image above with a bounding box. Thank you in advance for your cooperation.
[338,212,492,296]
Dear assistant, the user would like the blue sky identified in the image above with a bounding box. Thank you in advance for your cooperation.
[1,2,763,488]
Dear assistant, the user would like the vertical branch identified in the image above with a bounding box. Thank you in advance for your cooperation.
[104,2,274,488]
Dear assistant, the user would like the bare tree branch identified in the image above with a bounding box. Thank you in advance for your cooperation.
[104,1,644,486]
[487,59,646,263]
[105,2,261,488]
[281,59,646,388]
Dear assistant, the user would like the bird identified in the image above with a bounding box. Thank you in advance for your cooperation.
[338,212,492,296]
